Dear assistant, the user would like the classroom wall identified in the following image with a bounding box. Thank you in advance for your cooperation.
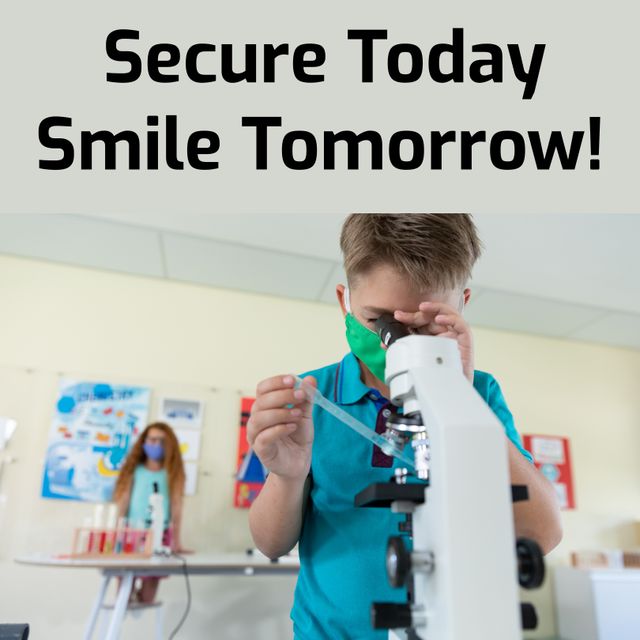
[0,254,638,639]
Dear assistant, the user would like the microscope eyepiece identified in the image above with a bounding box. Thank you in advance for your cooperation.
[375,313,411,347]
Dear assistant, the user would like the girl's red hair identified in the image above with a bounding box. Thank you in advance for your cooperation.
[113,422,185,502]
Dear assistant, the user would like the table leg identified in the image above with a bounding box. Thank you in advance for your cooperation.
[83,573,112,640]
[104,571,134,640]
[155,603,165,640]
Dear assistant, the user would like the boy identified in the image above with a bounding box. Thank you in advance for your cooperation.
[248,214,562,640]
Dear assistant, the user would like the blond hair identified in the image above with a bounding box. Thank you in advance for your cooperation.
[340,214,482,291]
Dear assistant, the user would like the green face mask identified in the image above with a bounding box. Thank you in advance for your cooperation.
[345,313,387,382]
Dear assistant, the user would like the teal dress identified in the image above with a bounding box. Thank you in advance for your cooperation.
[291,352,533,640]
[127,465,171,529]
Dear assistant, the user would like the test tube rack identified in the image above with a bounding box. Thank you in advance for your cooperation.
[70,526,154,559]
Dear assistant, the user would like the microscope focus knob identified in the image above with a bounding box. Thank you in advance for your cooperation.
[386,536,411,588]
[520,603,539,630]
[371,603,413,630]
[516,538,545,589]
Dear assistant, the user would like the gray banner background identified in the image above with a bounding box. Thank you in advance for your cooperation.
[1,0,638,213]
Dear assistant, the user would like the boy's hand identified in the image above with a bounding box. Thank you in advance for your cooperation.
[247,375,317,481]
[394,302,474,383]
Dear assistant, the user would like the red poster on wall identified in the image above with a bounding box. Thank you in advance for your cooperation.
[234,397,268,508]
[523,434,575,510]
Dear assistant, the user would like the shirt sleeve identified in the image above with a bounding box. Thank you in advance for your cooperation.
[485,375,534,464]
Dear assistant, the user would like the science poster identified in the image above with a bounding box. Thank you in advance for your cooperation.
[41,380,151,502]
[234,396,267,508]
[523,434,575,510]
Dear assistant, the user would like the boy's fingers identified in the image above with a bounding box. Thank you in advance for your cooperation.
[252,375,317,417]
[394,307,467,337]
[300,375,317,388]
[434,313,468,333]
[253,388,303,411]
[297,375,317,395]
[424,323,448,335]
[393,310,431,327]
[254,423,298,450]
[299,376,317,408]
[255,375,296,396]
[394,309,425,321]
[248,407,302,439]
[406,316,440,332]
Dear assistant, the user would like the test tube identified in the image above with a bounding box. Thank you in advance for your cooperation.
[79,516,93,554]
[115,517,126,553]
[137,529,148,554]
[92,504,105,553]
[124,522,135,553]
[104,504,118,553]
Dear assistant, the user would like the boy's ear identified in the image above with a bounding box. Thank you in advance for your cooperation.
[336,284,348,317]
[463,288,472,307]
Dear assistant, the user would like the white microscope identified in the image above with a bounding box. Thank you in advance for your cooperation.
[354,315,544,640]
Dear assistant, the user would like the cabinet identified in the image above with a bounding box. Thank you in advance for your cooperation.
[554,566,640,640]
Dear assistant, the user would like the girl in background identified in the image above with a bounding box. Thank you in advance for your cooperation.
[113,421,186,603]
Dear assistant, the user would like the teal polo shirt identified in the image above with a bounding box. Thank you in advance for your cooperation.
[291,352,533,640]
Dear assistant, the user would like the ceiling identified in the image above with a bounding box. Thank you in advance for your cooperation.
[0,213,638,350]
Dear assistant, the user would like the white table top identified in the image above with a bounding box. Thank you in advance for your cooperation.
[15,552,300,575]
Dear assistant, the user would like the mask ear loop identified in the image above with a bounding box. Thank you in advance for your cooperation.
[344,285,352,314]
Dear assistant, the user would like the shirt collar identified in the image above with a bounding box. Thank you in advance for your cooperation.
[336,352,379,405]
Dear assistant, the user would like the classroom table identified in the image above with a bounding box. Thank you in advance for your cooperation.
[15,553,300,640]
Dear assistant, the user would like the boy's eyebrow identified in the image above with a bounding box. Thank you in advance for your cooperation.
[362,305,395,315]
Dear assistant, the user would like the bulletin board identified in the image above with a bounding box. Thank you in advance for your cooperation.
[160,397,204,497]
[234,397,267,508]
[41,380,151,502]
[523,434,575,510]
